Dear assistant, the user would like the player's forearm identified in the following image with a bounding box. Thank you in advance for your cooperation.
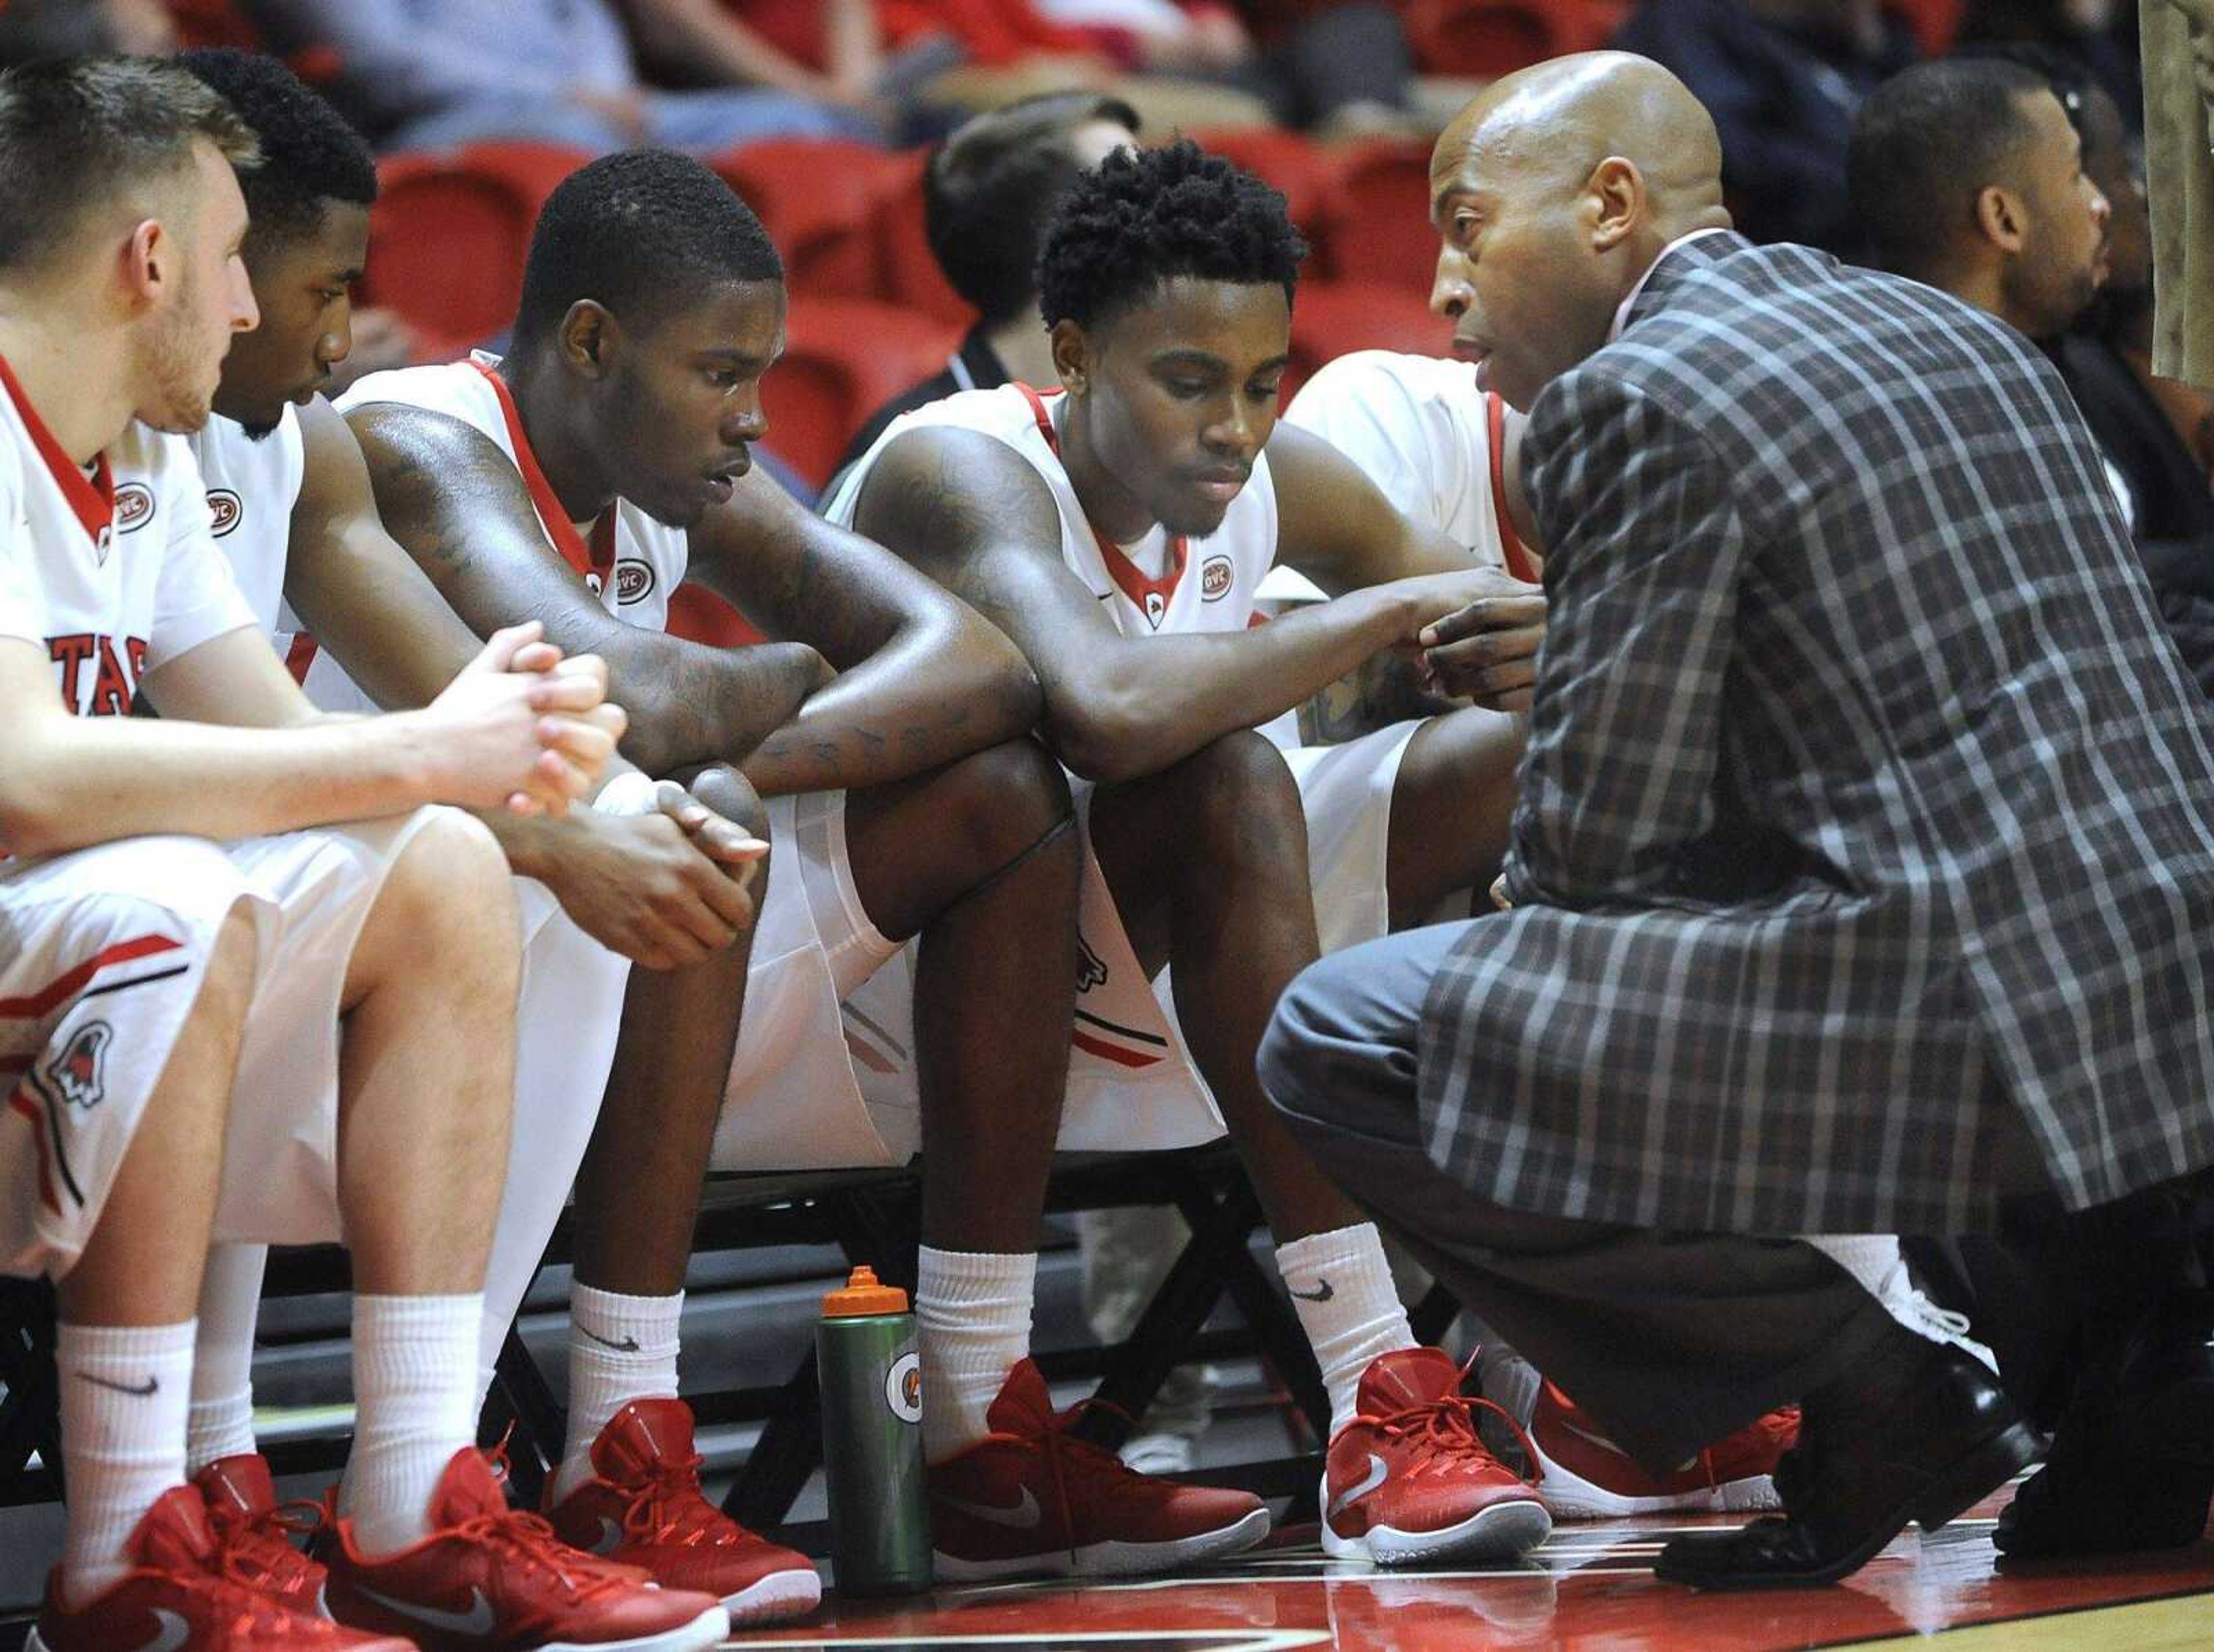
[739,619,1040,797]
[600,629,831,779]
[1049,587,1410,782]
[0,714,438,857]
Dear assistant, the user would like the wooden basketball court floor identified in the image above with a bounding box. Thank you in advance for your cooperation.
[728,1489,2214,1650]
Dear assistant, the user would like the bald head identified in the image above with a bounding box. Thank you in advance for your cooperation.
[1425,53,1730,409]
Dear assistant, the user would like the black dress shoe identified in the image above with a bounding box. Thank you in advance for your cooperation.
[1655,1341,2040,1590]
[2116,1289,2214,1465]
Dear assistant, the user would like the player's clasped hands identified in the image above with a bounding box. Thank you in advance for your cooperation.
[1390,567,1547,713]
[421,620,629,817]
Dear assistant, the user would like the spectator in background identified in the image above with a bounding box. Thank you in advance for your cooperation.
[1612,0,1917,250]
[246,0,878,152]
[0,0,174,62]
[1035,1,1419,134]
[828,90,1139,488]
[1955,0,2139,131]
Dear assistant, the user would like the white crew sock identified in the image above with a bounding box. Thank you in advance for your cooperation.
[187,1243,268,1474]
[1277,1223,1417,1438]
[336,1294,483,1557]
[1805,1235,1996,1367]
[59,1319,195,1608]
[549,1285,683,1506]
[915,1247,1036,1462]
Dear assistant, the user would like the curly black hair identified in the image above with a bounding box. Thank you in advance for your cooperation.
[514,148,782,351]
[1037,139,1305,333]
[178,49,375,251]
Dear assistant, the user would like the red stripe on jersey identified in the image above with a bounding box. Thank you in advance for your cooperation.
[7,1085,59,1216]
[473,361,617,589]
[1015,382,1189,621]
[0,354,115,546]
[1072,1028,1163,1069]
[0,934,185,1020]
[283,632,320,686]
[1487,391,1539,585]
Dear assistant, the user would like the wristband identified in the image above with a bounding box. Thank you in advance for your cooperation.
[593,771,661,817]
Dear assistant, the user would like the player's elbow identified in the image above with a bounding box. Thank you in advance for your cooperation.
[965,627,1044,745]
[1045,693,1156,785]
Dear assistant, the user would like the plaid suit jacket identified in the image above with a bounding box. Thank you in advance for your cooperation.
[1416,233,2214,1236]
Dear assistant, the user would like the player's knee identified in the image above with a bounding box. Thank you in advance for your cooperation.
[196,896,261,1032]
[937,737,1074,874]
[385,807,518,956]
[682,761,770,844]
[1178,730,1302,865]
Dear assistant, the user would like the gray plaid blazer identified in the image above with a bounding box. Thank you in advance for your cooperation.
[1416,232,2214,1236]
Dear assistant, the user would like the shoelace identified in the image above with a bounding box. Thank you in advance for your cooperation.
[1361,1356,1542,1488]
[442,1506,632,1602]
[620,1449,754,1547]
[1876,1261,1979,1346]
[206,1496,327,1593]
[162,1541,339,1641]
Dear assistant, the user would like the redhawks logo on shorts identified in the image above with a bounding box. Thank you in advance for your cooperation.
[207,489,243,537]
[1076,932,1108,992]
[613,559,654,605]
[114,483,155,534]
[46,1021,112,1111]
[1200,555,1234,601]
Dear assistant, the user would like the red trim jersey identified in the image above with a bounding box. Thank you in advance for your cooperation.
[0,358,255,719]
[823,382,1280,639]
[1282,350,1535,582]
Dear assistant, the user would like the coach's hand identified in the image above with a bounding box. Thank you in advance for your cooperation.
[1391,569,1547,713]
[538,787,767,970]
[420,623,628,816]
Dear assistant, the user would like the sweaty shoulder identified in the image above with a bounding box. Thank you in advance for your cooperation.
[824,383,1055,529]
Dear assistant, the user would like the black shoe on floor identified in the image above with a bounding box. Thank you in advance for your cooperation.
[1655,1340,2039,1590]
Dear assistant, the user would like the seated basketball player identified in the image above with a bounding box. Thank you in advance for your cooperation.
[159,50,801,1628]
[827,140,1577,1567]
[343,152,1284,1586]
[0,58,735,1652]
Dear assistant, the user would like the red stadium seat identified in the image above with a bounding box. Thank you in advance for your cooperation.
[1285,279,1447,405]
[761,297,963,491]
[162,0,262,49]
[1318,138,1440,292]
[713,139,912,303]
[1400,0,1589,76]
[1189,129,1347,277]
[875,150,977,329]
[359,144,593,360]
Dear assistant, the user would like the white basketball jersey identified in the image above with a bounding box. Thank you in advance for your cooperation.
[186,406,318,678]
[0,359,255,718]
[1282,350,1537,581]
[824,382,1279,639]
[336,354,686,633]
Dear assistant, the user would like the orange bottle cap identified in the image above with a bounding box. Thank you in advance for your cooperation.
[822,1264,909,1317]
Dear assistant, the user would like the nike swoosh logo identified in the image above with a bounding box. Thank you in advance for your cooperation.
[1327,1453,1390,1521]
[353,1584,498,1636]
[594,1516,626,1554]
[77,1371,158,1397]
[1289,1279,1334,1303]
[132,1609,189,1652]
[936,1487,1043,1529]
[579,1327,641,1353]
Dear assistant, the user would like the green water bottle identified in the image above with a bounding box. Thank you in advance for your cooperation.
[816,1265,933,1596]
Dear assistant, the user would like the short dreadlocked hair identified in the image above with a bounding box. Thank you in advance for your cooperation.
[179,49,376,254]
[514,149,783,352]
[1038,139,1305,333]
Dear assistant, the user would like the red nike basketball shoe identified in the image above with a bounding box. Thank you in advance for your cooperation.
[929,1359,1270,1581]
[31,1485,409,1651]
[547,1398,821,1627]
[1321,1348,1552,1564]
[1528,1381,1796,1519]
[318,1447,728,1650]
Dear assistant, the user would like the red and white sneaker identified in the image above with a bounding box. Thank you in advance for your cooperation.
[1321,1347,1552,1564]
[548,1398,821,1626]
[195,1453,329,1616]
[929,1357,1271,1581]
[31,1484,410,1650]
[318,1447,729,1650]
[1528,1381,1797,1519]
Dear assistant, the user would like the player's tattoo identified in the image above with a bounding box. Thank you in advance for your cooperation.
[1298,647,1460,745]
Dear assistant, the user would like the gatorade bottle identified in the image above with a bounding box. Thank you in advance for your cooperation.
[816,1265,933,1596]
